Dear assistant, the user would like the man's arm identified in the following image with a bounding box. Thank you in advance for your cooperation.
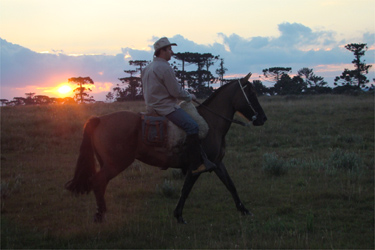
[163,67,192,102]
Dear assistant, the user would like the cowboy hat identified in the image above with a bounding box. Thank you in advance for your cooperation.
[154,37,177,54]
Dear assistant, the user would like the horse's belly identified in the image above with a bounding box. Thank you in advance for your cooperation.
[136,145,184,170]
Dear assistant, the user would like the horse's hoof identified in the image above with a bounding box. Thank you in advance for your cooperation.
[239,208,254,217]
[93,212,105,223]
[177,216,187,224]
[237,203,253,217]
[242,210,254,217]
[173,211,187,224]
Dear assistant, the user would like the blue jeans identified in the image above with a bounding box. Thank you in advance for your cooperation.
[166,108,199,135]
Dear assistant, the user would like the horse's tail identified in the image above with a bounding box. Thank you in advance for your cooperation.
[65,117,100,195]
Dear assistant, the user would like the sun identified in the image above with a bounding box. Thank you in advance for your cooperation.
[57,85,72,95]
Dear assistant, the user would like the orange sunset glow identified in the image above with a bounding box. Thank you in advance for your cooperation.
[58,85,72,94]
[55,84,73,97]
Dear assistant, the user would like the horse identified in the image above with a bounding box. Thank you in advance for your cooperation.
[65,73,267,224]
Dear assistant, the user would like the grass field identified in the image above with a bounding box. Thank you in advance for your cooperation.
[1,94,374,249]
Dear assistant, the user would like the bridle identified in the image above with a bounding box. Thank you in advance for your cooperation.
[193,80,258,127]
[237,80,258,121]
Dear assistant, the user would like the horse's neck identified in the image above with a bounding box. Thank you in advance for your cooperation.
[200,85,236,135]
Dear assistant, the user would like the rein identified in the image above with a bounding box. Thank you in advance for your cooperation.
[193,99,250,127]
[192,79,258,127]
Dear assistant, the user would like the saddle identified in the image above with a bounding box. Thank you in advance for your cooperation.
[140,101,209,149]
[141,114,168,147]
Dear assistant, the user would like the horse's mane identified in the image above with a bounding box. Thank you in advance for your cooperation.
[201,79,238,106]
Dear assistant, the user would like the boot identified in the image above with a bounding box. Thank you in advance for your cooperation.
[186,134,216,175]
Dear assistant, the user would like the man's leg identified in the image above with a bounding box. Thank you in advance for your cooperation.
[166,108,216,175]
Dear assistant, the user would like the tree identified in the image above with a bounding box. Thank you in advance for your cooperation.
[273,74,306,95]
[173,52,218,98]
[334,43,372,87]
[216,58,228,86]
[262,67,292,84]
[172,52,193,89]
[12,97,26,106]
[297,68,313,86]
[115,60,148,102]
[34,95,50,105]
[25,92,35,99]
[202,53,220,89]
[117,70,142,101]
[69,77,95,104]
[129,60,149,74]
[63,97,76,104]
[49,97,59,104]
[298,67,330,94]
[0,99,9,106]
[129,60,150,93]
[24,92,36,105]
[105,92,114,102]
[252,80,269,96]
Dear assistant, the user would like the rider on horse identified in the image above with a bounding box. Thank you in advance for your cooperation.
[142,37,216,175]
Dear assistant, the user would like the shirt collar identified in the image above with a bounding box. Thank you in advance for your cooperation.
[154,57,168,63]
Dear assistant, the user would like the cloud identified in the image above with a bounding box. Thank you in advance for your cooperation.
[1,22,374,100]
[1,38,128,99]
[363,32,375,49]
[214,22,352,71]
[273,22,336,48]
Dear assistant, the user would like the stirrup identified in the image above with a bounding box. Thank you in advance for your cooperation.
[191,147,217,175]
[189,142,217,175]
[191,163,216,175]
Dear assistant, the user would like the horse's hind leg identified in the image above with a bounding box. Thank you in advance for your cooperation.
[91,169,108,222]
[91,161,132,223]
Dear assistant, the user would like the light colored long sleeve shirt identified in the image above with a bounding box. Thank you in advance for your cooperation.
[142,57,191,116]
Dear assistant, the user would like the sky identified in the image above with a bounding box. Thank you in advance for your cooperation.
[1,0,374,101]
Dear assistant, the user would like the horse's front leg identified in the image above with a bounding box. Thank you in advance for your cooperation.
[214,162,253,216]
[174,172,200,224]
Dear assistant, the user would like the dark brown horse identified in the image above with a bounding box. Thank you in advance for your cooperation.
[65,73,267,223]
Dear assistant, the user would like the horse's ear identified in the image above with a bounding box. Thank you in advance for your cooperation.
[241,72,252,84]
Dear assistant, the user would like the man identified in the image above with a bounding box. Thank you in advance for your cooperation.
[142,37,216,175]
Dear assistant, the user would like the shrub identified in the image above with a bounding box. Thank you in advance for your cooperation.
[262,153,288,176]
[159,179,180,199]
[170,169,185,180]
[328,149,363,170]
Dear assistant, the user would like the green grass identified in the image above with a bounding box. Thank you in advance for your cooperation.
[1,95,374,248]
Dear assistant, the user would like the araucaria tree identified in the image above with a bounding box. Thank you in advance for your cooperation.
[129,60,150,93]
[69,77,95,103]
[113,61,150,101]
[334,43,372,87]
[262,67,292,84]
[116,70,143,101]
[298,67,330,94]
[173,52,219,98]
[216,58,228,86]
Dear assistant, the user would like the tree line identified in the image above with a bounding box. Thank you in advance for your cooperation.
[107,43,372,101]
[1,43,373,106]
[0,77,95,106]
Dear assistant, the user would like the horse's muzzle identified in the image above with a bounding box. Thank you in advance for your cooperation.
[253,114,267,126]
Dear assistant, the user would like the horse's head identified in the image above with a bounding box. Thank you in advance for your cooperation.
[234,73,267,126]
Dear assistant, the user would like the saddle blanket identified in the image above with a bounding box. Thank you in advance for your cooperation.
[141,115,168,147]
[141,101,209,148]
